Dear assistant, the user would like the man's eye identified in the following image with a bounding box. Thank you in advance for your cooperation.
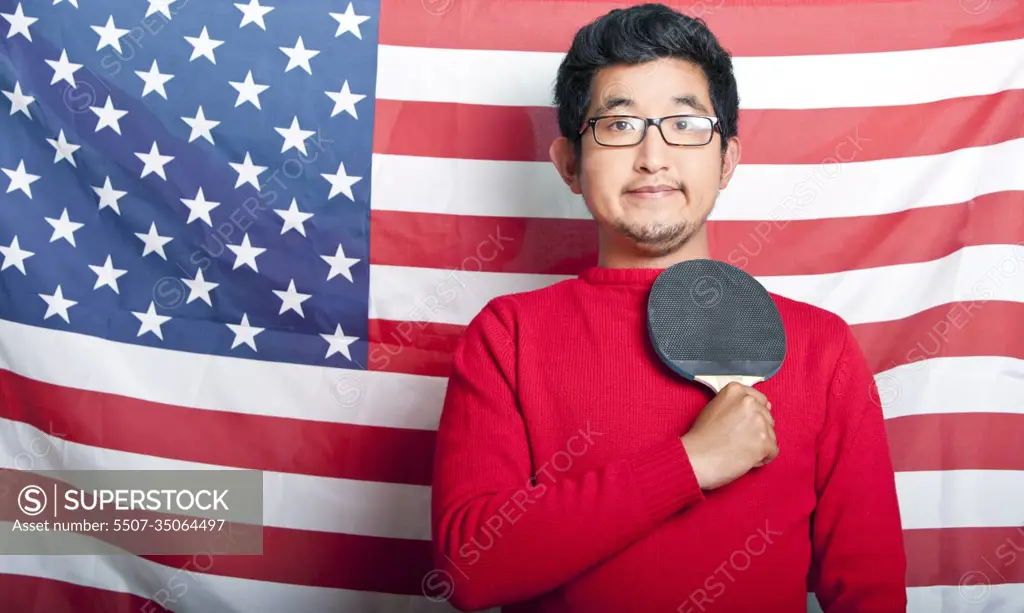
[609,121,635,131]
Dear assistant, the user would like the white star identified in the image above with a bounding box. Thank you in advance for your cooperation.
[229,151,266,190]
[322,161,361,201]
[321,323,358,360]
[92,15,129,53]
[92,176,127,214]
[321,243,360,282]
[135,141,174,179]
[229,70,268,109]
[45,208,84,246]
[39,285,76,324]
[133,302,171,340]
[329,2,370,39]
[53,0,80,7]
[90,95,128,134]
[2,3,38,42]
[89,255,127,293]
[135,59,173,99]
[45,49,82,88]
[47,129,81,167]
[135,222,172,259]
[181,106,219,144]
[275,198,313,236]
[3,82,34,118]
[180,186,220,226]
[280,36,319,75]
[0,236,33,274]
[227,313,263,351]
[235,0,273,30]
[227,233,265,272]
[2,160,40,198]
[273,279,311,317]
[185,26,224,64]
[274,116,315,154]
[325,80,365,119]
[182,267,218,306]
[145,0,175,19]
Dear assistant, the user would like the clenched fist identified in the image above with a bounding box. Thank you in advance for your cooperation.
[680,381,778,490]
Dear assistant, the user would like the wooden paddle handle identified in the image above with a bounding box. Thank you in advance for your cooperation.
[694,375,765,394]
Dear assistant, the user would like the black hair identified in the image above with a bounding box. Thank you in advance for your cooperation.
[553,3,739,156]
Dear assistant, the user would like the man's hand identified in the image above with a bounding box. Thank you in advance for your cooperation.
[680,381,778,490]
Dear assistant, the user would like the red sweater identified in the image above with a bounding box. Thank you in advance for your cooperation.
[430,265,907,613]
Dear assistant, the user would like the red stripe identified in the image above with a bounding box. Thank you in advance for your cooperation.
[0,574,170,613]
[370,191,1024,277]
[887,413,1024,472]
[380,0,1024,56]
[373,90,1024,165]
[0,369,434,486]
[905,526,1024,588]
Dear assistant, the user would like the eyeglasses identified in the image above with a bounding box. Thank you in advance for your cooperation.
[578,114,721,147]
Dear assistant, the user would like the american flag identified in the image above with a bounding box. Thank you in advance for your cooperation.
[0,0,1022,611]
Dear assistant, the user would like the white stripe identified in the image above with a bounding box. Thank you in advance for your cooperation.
[906,583,1024,613]
[878,356,1024,421]
[896,470,1024,530]
[376,38,1024,109]
[369,138,1024,220]
[369,243,1024,326]
[0,417,431,541]
[0,318,447,432]
[0,549,470,613]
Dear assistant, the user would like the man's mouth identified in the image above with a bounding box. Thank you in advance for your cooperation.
[627,184,680,198]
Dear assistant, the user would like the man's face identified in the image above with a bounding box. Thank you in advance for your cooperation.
[554,58,739,257]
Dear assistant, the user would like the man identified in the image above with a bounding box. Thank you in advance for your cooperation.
[429,4,907,612]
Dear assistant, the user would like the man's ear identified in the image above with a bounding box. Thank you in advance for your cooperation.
[549,136,582,195]
[719,135,741,190]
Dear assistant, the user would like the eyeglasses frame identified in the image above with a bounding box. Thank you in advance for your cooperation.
[577,114,722,147]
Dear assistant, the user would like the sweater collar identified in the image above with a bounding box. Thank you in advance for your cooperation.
[579,266,666,286]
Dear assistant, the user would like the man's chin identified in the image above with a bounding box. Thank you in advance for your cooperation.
[613,221,693,256]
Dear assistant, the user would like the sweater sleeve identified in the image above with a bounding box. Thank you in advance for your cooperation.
[809,323,908,613]
[430,299,706,612]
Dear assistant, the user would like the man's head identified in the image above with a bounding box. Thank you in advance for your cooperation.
[549,3,740,261]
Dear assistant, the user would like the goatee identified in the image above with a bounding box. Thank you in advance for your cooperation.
[612,220,695,257]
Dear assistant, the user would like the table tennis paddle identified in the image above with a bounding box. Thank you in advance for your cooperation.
[647,259,786,394]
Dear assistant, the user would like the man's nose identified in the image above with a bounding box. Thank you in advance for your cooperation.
[634,125,673,173]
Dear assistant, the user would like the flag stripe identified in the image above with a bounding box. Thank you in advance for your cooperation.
[369,139,1024,221]
[904,526,1024,587]
[886,413,1024,472]
[375,38,1024,109]
[379,0,1024,57]
[369,191,1024,277]
[372,90,1024,164]
[0,574,169,613]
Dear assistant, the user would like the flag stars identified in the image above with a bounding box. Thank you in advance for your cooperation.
[325,80,365,119]
[89,255,127,293]
[3,82,35,118]
[181,186,220,226]
[280,36,319,75]
[182,268,219,306]
[145,0,175,19]
[275,198,313,236]
[92,15,130,53]
[93,176,127,214]
[321,243,360,282]
[322,161,361,201]
[133,302,171,340]
[230,70,269,109]
[45,208,84,246]
[0,236,33,274]
[47,129,81,167]
[135,222,173,259]
[321,324,358,360]
[330,2,370,39]
[3,160,41,198]
[46,49,83,88]
[235,0,273,30]
[39,286,76,324]
[273,279,311,317]
[229,152,266,189]
[136,60,173,99]
[135,141,174,179]
[227,233,265,272]
[2,3,38,42]
[227,313,263,351]
[185,26,224,64]
[275,116,315,154]
[90,96,128,134]
[182,106,219,143]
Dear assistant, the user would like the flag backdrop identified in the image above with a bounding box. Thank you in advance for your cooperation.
[1,0,1023,611]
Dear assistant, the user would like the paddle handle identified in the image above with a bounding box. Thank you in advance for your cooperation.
[694,375,765,394]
